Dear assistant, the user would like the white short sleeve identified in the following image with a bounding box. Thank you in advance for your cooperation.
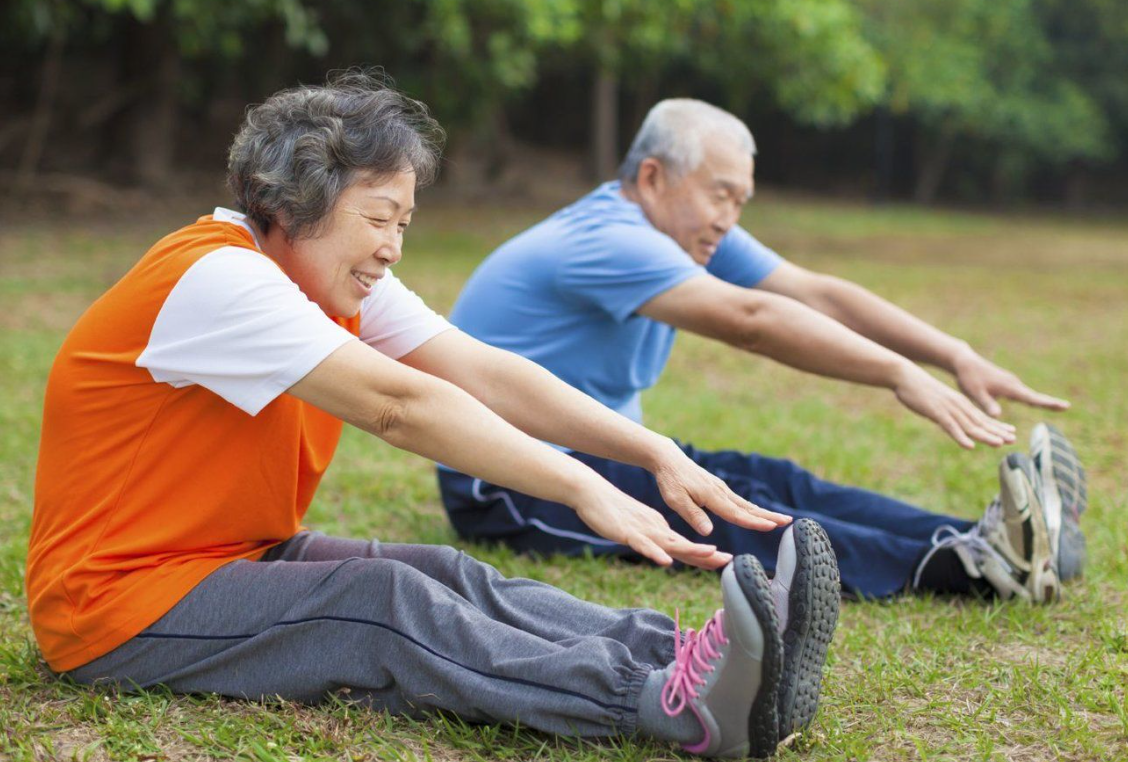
[136,246,356,415]
[359,271,454,358]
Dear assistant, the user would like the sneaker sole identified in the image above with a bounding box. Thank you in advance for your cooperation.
[1003,453,1060,604]
[1030,423,1087,579]
[777,520,841,740]
[733,554,784,759]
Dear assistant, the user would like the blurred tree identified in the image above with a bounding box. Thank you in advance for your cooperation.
[2,0,1125,205]
[1037,0,1128,206]
[858,0,1112,203]
[3,0,327,187]
[570,0,886,180]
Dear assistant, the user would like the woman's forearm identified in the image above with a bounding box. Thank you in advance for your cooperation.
[456,347,679,471]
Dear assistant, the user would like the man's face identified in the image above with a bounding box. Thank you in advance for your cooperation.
[643,137,754,265]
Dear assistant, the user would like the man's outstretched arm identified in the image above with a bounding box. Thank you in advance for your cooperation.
[757,262,1070,416]
[637,274,1017,449]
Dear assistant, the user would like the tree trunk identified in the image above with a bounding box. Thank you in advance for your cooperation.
[591,68,619,182]
[873,106,894,204]
[116,10,180,188]
[1064,162,1088,211]
[14,25,65,197]
[913,121,956,205]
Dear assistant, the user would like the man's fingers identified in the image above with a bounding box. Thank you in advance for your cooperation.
[967,386,1003,417]
[952,403,1011,446]
[938,411,976,449]
[1004,383,1071,411]
[955,396,1015,443]
[953,408,1006,447]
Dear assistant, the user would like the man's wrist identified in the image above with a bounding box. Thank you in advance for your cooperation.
[883,356,916,390]
[945,340,977,375]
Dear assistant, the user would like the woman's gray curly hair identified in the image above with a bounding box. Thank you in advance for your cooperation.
[226,69,445,239]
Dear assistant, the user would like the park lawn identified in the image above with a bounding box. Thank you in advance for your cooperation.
[1,192,1126,761]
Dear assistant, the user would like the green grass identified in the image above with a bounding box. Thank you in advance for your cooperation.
[2,193,1127,761]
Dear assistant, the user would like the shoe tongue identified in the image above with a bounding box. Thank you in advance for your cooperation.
[951,543,986,579]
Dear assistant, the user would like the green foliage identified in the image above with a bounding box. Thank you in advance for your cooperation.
[3,0,1126,202]
[694,0,888,127]
[405,0,579,130]
[860,0,1114,164]
[563,0,886,127]
[71,0,329,56]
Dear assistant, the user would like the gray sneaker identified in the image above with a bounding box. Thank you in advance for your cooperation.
[657,555,783,759]
[1030,422,1087,580]
[769,519,840,741]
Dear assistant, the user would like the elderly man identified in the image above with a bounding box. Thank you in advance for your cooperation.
[438,98,1087,603]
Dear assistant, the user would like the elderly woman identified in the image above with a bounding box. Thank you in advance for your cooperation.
[26,72,839,759]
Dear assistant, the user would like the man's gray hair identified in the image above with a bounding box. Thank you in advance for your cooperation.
[618,99,756,183]
[227,69,445,239]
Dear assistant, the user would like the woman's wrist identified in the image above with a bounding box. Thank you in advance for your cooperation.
[637,433,684,474]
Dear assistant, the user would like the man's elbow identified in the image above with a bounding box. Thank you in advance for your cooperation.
[732,298,772,353]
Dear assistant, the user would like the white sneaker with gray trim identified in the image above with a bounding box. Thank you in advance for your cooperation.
[914,453,1060,603]
[1030,422,1087,580]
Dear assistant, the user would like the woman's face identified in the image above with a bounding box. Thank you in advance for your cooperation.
[274,170,416,317]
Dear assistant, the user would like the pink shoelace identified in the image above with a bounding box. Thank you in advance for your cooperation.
[661,608,729,752]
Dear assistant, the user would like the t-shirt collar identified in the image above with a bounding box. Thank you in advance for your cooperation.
[213,207,263,250]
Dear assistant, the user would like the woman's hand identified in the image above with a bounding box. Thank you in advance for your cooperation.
[571,476,736,569]
[646,439,792,538]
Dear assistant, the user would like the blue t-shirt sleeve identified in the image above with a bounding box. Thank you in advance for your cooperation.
[706,225,784,287]
[555,226,704,323]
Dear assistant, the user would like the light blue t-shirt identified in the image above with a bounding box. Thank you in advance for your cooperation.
[451,181,783,423]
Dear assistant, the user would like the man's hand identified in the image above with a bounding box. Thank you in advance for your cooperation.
[952,349,1070,417]
[893,363,1018,449]
[649,440,792,537]
[571,479,735,569]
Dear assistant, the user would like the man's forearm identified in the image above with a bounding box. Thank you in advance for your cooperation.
[807,276,971,373]
[745,293,919,389]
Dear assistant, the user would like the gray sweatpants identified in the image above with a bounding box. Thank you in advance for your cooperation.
[69,533,677,738]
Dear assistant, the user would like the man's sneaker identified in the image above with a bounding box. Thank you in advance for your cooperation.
[913,453,1060,603]
[769,519,840,741]
[659,555,783,759]
[1030,422,1088,580]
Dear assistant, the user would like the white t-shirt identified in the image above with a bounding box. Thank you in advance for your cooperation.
[136,207,453,415]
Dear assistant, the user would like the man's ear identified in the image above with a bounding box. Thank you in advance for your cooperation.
[636,157,667,197]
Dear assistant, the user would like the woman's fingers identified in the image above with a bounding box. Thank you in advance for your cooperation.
[661,487,715,535]
[710,482,791,529]
[659,468,790,535]
[627,534,673,567]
